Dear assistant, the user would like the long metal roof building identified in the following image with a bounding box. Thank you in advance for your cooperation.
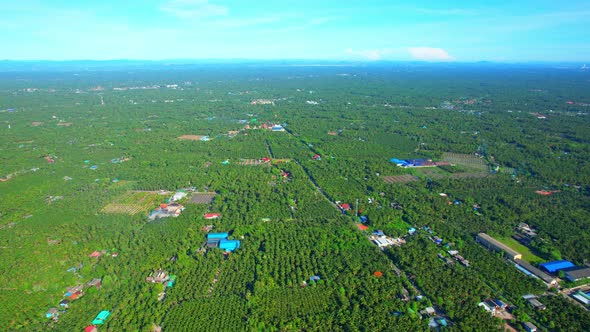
[516,260,557,285]
[476,233,522,261]
[538,260,575,273]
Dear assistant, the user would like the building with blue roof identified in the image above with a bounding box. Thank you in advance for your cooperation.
[219,239,241,252]
[207,233,229,240]
[538,260,575,273]
[390,158,409,167]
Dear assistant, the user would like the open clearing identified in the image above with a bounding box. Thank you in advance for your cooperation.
[190,192,217,204]
[442,152,488,170]
[411,152,491,180]
[418,167,489,179]
[497,237,544,264]
[101,191,164,215]
[178,135,205,141]
[238,159,266,166]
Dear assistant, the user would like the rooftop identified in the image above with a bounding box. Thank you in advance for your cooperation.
[565,267,590,280]
[516,261,557,285]
[538,260,575,273]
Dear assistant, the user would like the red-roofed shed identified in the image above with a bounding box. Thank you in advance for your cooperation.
[85,325,98,332]
[341,203,351,211]
[357,224,368,231]
[89,251,102,258]
[204,213,220,219]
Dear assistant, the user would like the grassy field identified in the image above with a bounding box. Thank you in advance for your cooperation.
[497,237,544,264]
[102,191,165,215]
[442,152,488,171]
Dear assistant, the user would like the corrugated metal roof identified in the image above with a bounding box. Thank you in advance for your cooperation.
[219,239,240,251]
[517,261,556,284]
[564,267,590,280]
[207,233,228,239]
[538,260,575,273]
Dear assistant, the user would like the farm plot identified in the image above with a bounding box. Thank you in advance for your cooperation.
[417,166,489,180]
[442,152,488,170]
[101,191,164,214]
[238,159,265,166]
[178,135,205,141]
[382,175,420,183]
[190,192,217,204]
[449,172,489,179]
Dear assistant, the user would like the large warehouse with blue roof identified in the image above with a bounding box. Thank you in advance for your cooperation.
[538,260,575,273]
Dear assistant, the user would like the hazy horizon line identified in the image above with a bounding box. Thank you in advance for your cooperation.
[0,58,588,64]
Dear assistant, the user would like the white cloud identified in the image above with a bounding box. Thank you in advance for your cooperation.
[161,0,228,18]
[407,47,453,61]
[345,48,392,60]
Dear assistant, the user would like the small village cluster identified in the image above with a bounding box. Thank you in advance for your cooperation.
[147,191,188,221]
[45,279,105,331]
[476,232,590,310]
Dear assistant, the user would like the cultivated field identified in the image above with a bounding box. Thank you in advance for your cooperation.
[418,168,489,179]
[101,191,164,214]
[178,135,205,141]
[238,159,265,166]
[190,192,217,204]
[442,152,488,170]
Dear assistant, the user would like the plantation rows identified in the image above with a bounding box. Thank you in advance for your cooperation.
[162,296,247,331]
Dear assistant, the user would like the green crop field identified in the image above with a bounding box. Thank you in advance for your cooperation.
[497,237,544,264]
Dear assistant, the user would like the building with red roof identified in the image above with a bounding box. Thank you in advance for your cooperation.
[357,224,368,231]
[85,326,98,332]
[89,251,102,258]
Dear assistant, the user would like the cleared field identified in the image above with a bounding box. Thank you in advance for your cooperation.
[442,152,488,170]
[418,168,489,179]
[190,192,217,204]
[449,172,489,179]
[497,237,543,264]
[238,159,265,166]
[382,175,420,183]
[178,134,205,141]
[102,191,164,215]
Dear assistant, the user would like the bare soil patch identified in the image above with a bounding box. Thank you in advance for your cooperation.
[190,192,217,204]
[178,135,204,141]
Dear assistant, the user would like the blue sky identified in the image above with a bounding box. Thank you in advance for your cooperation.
[1,0,589,61]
